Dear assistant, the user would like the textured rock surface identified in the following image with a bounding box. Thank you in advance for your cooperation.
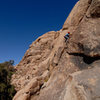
[67,0,100,57]
[62,63,100,100]
[63,0,92,30]
[12,0,100,100]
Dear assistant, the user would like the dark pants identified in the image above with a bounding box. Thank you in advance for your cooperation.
[64,36,69,41]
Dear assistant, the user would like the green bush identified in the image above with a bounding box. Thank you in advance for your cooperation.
[0,60,16,100]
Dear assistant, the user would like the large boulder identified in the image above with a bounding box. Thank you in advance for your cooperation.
[62,62,100,100]
[12,0,100,100]
[63,0,92,30]
[67,0,100,57]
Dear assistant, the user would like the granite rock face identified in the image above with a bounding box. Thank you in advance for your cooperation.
[67,0,100,57]
[12,0,100,100]
[63,0,92,30]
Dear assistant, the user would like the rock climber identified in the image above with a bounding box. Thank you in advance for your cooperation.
[64,32,70,42]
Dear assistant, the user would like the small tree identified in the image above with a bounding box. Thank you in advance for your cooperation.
[0,61,16,100]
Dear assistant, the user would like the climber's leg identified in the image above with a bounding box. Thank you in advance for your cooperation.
[64,36,69,42]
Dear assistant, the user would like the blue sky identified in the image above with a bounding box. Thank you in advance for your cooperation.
[0,0,78,65]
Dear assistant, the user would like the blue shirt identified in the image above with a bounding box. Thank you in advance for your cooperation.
[65,33,69,37]
[64,33,70,40]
